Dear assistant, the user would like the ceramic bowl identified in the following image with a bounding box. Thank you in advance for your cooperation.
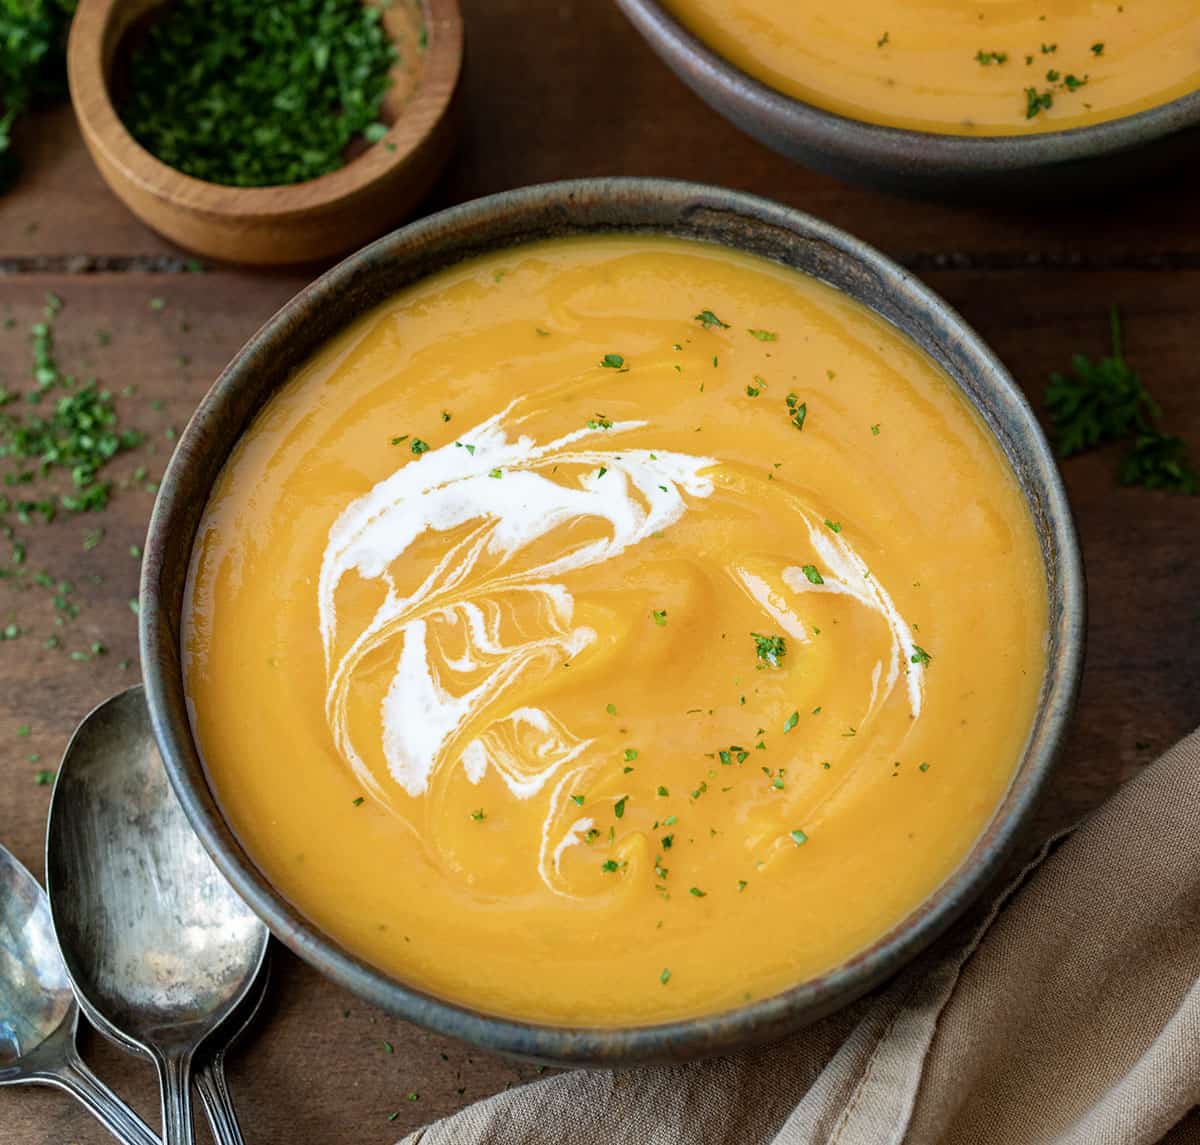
[68,0,463,265]
[140,178,1085,1064]
[615,0,1200,198]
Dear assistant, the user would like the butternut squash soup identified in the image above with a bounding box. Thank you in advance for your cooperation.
[184,236,1047,1025]
[660,0,1200,135]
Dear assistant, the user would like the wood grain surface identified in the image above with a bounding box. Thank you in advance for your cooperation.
[2,1,1198,1142]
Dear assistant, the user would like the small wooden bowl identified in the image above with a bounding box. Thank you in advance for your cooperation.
[68,0,463,265]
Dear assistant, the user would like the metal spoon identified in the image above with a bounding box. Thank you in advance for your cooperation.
[0,843,159,1145]
[46,686,270,1145]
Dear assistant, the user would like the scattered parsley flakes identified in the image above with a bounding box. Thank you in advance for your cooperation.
[656,785,669,797]
[790,828,809,846]
[746,380,762,398]
[440,410,452,422]
[587,413,614,430]
[877,30,889,47]
[488,468,503,479]
[752,632,786,668]
[660,967,671,984]
[1025,86,1054,118]
[824,519,842,533]
[606,703,618,716]
[470,808,486,821]
[694,310,729,330]
[601,859,623,873]
[747,329,777,342]
[975,49,1008,65]
[614,795,628,819]
[785,392,807,431]
[919,762,931,772]
[652,609,668,626]
[800,564,824,585]
[689,886,707,898]
[410,438,430,455]
[351,796,365,806]
[1091,42,1105,55]
[34,770,54,785]
[911,645,933,666]
[570,794,585,806]
[390,434,409,445]
[600,353,625,369]
[783,710,799,734]
[624,748,638,762]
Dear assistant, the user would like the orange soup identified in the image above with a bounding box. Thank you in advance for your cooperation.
[184,236,1047,1025]
[661,0,1200,135]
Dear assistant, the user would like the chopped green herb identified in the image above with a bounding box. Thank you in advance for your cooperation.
[1025,86,1054,118]
[351,796,365,806]
[587,413,614,430]
[790,828,809,846]
[689,886,707,898]
[694,310,729,330]
[624,748,638,762]
[800,564,824,585]
[488,468,503,479]
[877,30,889,47]
[824,519,842,533]
[911,645,932,666]
[975,49,1008,65]
[783,710,799,734]
[600,353,625,369]
[607,703,618,716]
[747,329,777,342]
[919,762,930,772]
[383,1041,394,1054]
[470,808,486,821]
[614,796,628,819]
[410,438,430,455]
[571,794,585,806]
[601,859,622,873]
[34,770,54,785]
[752,632,786,667]
[785,392,807,431]
[652,609,668,626]
[656,785,669,797]
[118,0,397,187]
[1091,42,1105,55]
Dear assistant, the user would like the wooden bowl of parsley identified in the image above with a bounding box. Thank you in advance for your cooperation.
[67,0,463,265]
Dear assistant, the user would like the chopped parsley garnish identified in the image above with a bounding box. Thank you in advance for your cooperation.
[785,392,807,431]
[570,794,585,806]
[600,353,625,369]
[782,710,799,734]
[800,564,824,585]
[456,441,477,455]
[441,410,452,422]
[694,310,729,330]
[790,828,809,846]
[652,609,668,626]
[870,423,881,436]
[351,796,365,806]
[614,796,628,819]
[824,519,842,533]
[601,859,623,873]
[410,438,430,455]
[746,381,762,398]
[587,413,614,430]
[1091,42,1105,55]
[876,30,889,47]
[660,967,671,985]
[470,808,486,821]
[751,632,786,667]
[747,329,777,342]
[975,49,1008,65]
[596,466,608,478]
[661,833,674,849]
[1045,308,1195,493]
[737,879,748,892]
[656,785,669,797]
[911,645,933,666]
[607,703,618,716]
[488,468,503,479]
[1025,87,1054,118]
[624,748,638,762]
[919,762,931,772]
[34,770,54,785]
[689,886,707,898]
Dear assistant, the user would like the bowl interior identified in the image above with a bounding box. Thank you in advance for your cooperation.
[140,178,1083,1064]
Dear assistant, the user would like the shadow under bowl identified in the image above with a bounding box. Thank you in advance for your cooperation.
[615,0,1200,200]
[140,177,1085,1065]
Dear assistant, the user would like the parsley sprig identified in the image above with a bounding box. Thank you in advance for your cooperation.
[1046,308,1196,494]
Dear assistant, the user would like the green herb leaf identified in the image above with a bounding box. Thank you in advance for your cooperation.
[694,310,729,330]
[751,631,786,667]
[783,710,799,734]
[600,353,625,369]
[747,329,777,342]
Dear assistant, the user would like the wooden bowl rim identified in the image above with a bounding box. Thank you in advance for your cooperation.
[67,0,463,217]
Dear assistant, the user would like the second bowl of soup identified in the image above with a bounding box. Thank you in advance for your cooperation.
[617,0,1200,196]
[142,179,1083,1062]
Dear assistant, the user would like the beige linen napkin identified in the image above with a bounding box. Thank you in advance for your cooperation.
[403,730,1200,1145]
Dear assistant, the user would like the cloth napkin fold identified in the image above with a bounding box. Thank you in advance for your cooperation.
[403,730,1200,1145]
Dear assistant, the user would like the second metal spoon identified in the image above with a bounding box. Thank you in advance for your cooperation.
[46,686,269,1144]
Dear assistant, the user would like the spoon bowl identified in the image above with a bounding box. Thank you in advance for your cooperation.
[46,686,269,1143]
[0,843,159,1145]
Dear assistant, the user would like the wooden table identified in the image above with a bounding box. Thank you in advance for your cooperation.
[3,3,1198,1141]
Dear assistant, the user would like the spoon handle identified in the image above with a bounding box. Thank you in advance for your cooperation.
[194,1053,247,1145]
[155,1052,195,1145]
[48,1048,162,1145]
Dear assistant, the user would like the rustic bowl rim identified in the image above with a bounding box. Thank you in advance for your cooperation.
[140,177,1085,1065]
[67,0,464,216]
[614,0,1200,175]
